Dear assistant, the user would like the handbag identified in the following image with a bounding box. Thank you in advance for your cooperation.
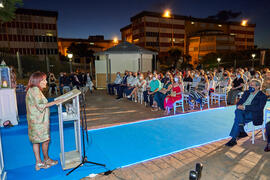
[171,91,176,97]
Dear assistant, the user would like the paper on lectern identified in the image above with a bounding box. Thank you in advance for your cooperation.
[55,89,81,103]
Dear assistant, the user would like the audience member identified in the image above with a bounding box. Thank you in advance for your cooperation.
[108,72,122,95]
[265,121,270,152]
[153,73,173,111]
[164,76,182,115]
[144,73,162,107]
[225,79,267,147]
[227,71,245,105]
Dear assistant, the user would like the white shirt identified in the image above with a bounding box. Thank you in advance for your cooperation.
[114,75,122,84]
[127,76,134,85]
[131,77,139,86]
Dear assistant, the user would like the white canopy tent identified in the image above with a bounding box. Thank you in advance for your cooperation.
[94,41,158,88]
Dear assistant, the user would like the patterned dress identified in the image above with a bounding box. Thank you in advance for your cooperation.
[26,87,50,143]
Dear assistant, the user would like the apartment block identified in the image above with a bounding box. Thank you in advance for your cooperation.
[0,8,58,60]
[121,11,255,65]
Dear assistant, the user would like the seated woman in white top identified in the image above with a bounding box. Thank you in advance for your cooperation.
[218,70,232,93]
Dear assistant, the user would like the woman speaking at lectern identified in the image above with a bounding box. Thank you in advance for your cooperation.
[26,72,61,170]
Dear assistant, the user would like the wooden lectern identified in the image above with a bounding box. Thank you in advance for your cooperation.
[55,89,82,170]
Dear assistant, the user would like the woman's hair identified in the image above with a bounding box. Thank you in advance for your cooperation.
[26,71,46,91]
[255,71,263,79]
[224,70,231,77]
[50,73,55,79]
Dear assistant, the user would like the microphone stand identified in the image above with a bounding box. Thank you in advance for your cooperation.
[66,88,106,176]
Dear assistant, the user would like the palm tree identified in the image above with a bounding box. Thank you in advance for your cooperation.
[0,0,23,23]
[168,47,183,68]
[67,43,94,72]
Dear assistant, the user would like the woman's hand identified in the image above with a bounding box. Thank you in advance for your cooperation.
[46,99,63,108]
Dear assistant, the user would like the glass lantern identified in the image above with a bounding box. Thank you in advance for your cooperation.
[0,60,11,88]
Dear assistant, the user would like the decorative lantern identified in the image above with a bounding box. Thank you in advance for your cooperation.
[0,60,11,88]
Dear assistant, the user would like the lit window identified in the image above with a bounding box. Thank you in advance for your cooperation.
[46,33,53,36]
[90,42,94,45]
[191,22,195,25]
[218,24,222,27]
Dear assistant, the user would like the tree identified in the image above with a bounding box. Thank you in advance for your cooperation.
[0,0,23,23]
[67,43,94,72]
[168,47,182,69]
[182,54,193,69]
[207,10,241,22]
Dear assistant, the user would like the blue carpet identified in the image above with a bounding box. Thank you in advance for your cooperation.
[2,105,113,180]
[2,102,270,179]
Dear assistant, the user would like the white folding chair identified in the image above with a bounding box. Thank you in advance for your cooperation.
[245,107,269,144]
[173,96,184,114]
[200,95,210,110]
[182,82,191,103]
[211,85,228,106]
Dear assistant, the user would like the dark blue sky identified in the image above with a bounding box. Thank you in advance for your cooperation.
[23,0,270,48]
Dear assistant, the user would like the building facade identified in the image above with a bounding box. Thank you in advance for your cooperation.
[58,35,120,57]
[121,11,255,65]
[188,31,236,65]
[0,8,58,60]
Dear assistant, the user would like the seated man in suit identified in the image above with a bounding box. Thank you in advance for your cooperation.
[226,79,267,147]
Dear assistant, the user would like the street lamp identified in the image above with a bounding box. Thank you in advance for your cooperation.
[251,53,256,68]
[0,0,4,8]
[67,53,73,73]
[113,37,118,44]
[241,20,248,26]
[163,9,174,46]
[241,19,248,50]
[217,57,221,69]
[163,10,171,18]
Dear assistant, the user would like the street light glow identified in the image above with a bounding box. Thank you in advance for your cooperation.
[113,37,118,44]
[241,19,248,26]
[0,0,4,8]
[252,54,256,58]
[67,53,73,59]
[217,58,221,62]
[163,10,171,18]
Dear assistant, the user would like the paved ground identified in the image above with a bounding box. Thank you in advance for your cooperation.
[81,90,270,180]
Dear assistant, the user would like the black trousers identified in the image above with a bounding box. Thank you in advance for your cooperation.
[108,83,119,95]
[117,85,127,98]
[266,121,270,144]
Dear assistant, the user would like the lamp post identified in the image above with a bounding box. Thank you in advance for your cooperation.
[0,0,4,8]
[163,10,174,47]
[251,53,256,68]
[113,37,118,45]
[241,19,248,50]
[67,53,73,73]
[217,57,221,69]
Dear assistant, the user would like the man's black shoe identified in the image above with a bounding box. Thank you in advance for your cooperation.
[238,132,248,139]
[264,144,270,152]
[116,96,122,100]
[225,139,237,147]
